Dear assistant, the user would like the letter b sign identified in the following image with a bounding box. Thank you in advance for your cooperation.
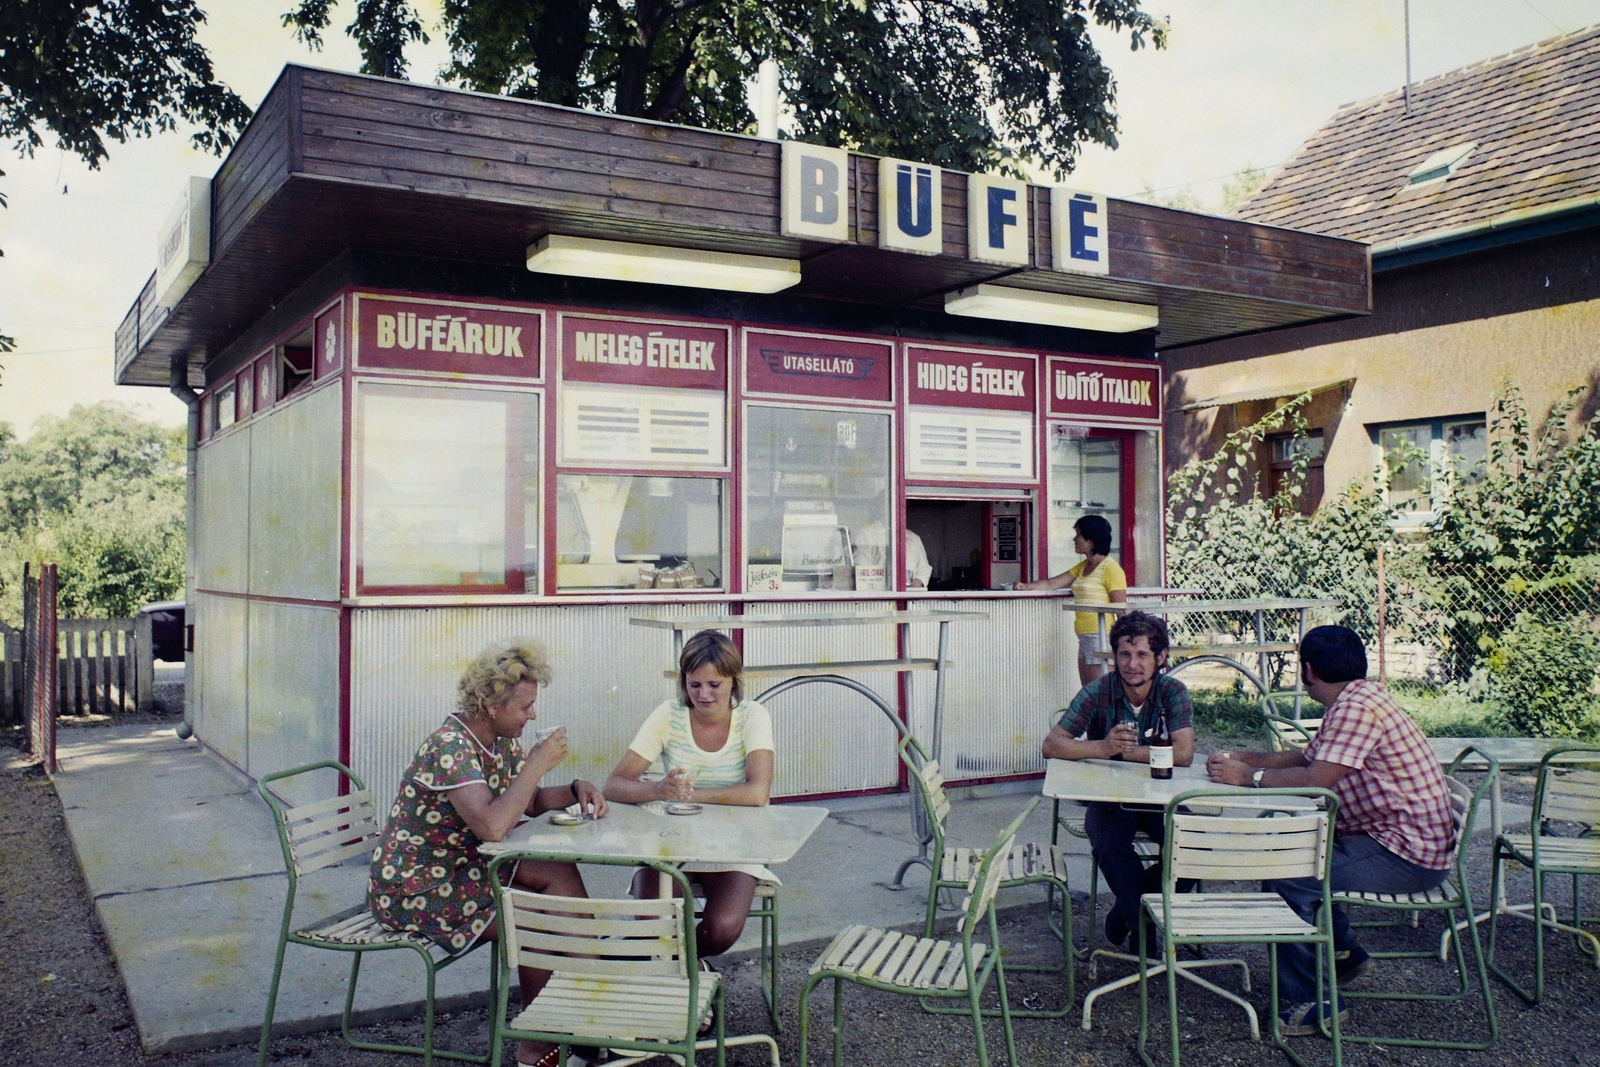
[781,142,850,242]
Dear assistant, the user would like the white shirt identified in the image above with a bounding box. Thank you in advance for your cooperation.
[906,529,933,588]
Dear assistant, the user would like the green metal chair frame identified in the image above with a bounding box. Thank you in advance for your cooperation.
[798,798,1032,1067]
[1326,748,1498,1050]
[898,730,1074,1017]
[1489,741,1600,1004]
[257,761,494,1067]
[485,853,746,1067]
[1137,787,1343,1067]
[687,878,780,1031]
[1049,800,1157,963]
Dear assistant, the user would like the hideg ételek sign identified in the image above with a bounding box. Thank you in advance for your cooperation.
[778,142,1108,275]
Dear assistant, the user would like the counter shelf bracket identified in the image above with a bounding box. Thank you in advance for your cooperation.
[629,608,986,891]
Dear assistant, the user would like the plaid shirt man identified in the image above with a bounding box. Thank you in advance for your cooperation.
[1056,671,1194,744]
[1305,678,1455,870]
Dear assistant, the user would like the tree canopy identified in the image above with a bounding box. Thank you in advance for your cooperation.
[284,0,1168,178]
[0,1,253,357]
[0,403,186,622]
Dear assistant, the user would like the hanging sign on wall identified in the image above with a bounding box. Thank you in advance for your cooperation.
[354,294,544,379]
[906,344,1035,413]
[906,344,1037,480]
[559,314,728,391]
[743,329,893,404]
[1045,354,1162,425]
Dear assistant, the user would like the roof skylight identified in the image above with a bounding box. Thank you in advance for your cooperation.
[1407,143,1476,186]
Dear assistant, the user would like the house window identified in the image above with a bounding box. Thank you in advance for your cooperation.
[1267,431,1325,515]
[1373,415,1487,515]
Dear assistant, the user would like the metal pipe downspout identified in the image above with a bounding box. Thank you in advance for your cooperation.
[170,359,201,740]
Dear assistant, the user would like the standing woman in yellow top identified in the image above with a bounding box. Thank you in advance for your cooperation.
[1016,514,1127,684]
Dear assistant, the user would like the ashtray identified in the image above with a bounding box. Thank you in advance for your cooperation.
[665,803,703,816]
[549,812,590,826]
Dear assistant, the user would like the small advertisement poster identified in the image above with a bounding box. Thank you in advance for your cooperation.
[743,329,893,403]
[560,314,728,392]
[906,407,1036,480]
[1046,354,1162,425]
[354,294,543,379]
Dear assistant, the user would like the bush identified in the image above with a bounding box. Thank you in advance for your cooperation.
[1485,613,1600,739]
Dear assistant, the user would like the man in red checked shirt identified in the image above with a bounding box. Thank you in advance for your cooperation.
[1206,625,1455,1038]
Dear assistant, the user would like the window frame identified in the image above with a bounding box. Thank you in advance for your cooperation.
[740,398,898,595]
[351,376,544,597]
[1370,413,1487,518]
[551,466,729,595]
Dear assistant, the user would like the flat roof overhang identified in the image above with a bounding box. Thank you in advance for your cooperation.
[115,65,1372,387]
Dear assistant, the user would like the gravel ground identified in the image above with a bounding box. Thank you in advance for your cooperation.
[3,718,1598,1067]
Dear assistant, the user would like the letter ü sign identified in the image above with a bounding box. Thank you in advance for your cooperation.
[878,157,942,255]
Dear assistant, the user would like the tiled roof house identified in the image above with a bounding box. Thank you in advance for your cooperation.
[1165,26,1600,518]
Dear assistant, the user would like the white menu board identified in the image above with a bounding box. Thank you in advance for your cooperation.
[560,382,726,467]
[907,407,1035,480]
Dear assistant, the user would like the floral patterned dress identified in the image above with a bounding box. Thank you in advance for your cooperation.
[368,714,525,953]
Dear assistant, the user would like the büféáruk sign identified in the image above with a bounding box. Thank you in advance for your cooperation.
[354,294,543,379]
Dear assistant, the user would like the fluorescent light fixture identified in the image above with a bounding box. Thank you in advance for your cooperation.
[944,284,1159,333]
[527,234,801,293]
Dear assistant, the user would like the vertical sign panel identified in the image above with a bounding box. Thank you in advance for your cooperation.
[780,142,851,243]
[905,344,1037,481]
[878,157,942,255]
[558,314,729,469]
[967,173,1030,267]
[1051,189,1109,276]
[314,300,343,379]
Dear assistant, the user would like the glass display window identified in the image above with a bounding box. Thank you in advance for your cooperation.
[1046,423,1161,585]
[356,381,540,593]
[555,474,723,592]
[744,404,893,592]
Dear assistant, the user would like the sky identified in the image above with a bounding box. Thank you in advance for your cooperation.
[1,0,1597,437]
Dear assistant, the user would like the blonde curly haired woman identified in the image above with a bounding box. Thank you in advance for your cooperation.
[368,640,608,1067]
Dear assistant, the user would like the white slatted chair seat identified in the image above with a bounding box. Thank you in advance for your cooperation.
[1332,883,1460,908]
[809,924,988,992]
[1499,833,1600,869]
[511,974,717,1043]
[940,842,1069,884]
[1141,892,1317,938]
[296,903,438,949]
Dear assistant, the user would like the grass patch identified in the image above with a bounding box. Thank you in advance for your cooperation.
[1185,681,1513,742]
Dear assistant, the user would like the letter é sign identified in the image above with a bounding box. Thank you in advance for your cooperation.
[879,157,942,256]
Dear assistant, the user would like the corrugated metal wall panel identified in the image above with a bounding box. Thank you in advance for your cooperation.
[246,601,341,801]
[250,385,342,600]
[193,592,249,768]
[908,599,1075,781]
[742,601,902,797]
[349,604,725,815]
[196,429,252,593]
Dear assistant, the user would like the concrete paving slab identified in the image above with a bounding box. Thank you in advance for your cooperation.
[50,723,1520,1055]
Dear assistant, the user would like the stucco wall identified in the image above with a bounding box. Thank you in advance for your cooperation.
[1164,227,1600,504]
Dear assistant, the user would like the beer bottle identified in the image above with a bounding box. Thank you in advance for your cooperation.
[1148,707,1173,780]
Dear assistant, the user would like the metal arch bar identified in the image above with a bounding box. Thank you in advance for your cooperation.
[1164,654,1284,719]
[753,674,936,889]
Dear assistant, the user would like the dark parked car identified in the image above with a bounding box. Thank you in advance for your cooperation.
[136,601,186,663]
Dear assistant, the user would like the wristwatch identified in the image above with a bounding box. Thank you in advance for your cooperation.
[1252,768,1266,789]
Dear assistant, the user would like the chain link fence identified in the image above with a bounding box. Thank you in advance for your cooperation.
[1165,547,1600,736]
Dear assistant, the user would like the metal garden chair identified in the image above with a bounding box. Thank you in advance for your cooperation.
[1489,741,1600,1003]
[257,761,494,1067]
[485,853,778,1067]
[1137,787,1342,1067]
[1328,748,1498,1050]
[900,731,1074,1017]
[798,797,1032,1067]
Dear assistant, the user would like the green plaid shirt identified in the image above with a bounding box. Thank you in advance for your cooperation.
[1055,672,1194,744]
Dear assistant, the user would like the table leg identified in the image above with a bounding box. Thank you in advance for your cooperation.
[932,620,950,764]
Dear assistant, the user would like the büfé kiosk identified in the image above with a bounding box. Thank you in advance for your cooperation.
[113,66,1370,808]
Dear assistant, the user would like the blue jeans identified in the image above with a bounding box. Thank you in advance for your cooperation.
[1266,834,1449,1003]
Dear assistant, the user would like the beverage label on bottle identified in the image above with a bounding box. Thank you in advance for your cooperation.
[1149,746,1174,771]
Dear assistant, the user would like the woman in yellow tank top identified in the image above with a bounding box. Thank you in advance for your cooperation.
[1016,514,1127,684]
